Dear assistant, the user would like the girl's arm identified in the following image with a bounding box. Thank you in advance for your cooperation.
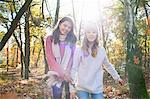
[70,47,81,93]
[102,47,121,81]
[45,35,64,78]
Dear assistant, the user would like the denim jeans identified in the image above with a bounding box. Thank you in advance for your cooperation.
[52,81,70,99]
[77,90,104,99]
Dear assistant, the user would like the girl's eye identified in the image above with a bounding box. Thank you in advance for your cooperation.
[68,26,71,30]
[87,31,97,34]
[64,24,67,27]
[86,32,91,34]
[93,32,97,34]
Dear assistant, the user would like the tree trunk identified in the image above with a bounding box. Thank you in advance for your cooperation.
[143,2,149,68]
[16,47,18,67]
[71,0,77,32]
[12,0,25,78]
[5,25,9,72]
[24,8,30,79]
[13,32,25,77]
[41,0,45,19]
[6,43,9,71]
[53,0,60,27]
[101,25,107,49]
[35,48,42,67]
[19,25,24,78]
[20,42,24,77]
[12,46,16,66]
[41,36,49,74]
[32,40,36,56]
[124,0,149,98]
[78,19,82,41]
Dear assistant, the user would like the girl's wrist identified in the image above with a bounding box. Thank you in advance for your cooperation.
[118,78,122,81]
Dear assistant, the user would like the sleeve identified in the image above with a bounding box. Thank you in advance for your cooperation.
[69,47,81,93]
[45,35,64,77]
[102,47,121,81]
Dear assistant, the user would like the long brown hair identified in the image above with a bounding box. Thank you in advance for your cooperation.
[82,21,99,57]
[52,17,77,45]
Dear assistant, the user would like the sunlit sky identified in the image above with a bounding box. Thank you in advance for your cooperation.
[0,0,117,40]
[45,0,117,38]
[45,0,116,26]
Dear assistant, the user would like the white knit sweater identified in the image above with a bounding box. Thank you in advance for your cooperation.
[70,46,121,93]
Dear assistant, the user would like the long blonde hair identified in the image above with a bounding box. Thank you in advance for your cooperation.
[81,21,99,57]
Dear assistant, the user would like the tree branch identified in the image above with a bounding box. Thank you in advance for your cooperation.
[0,0,33,51]
[118,0,124,5]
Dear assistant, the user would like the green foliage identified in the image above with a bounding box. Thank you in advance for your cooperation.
[111,1,126,40]
[0,31,5,40]
[126,63,149,98]
[107,39,126,67]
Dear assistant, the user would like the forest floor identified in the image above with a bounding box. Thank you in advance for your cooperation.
[0,65,149,99]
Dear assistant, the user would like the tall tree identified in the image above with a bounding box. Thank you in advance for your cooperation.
[11,0,25,77]
[41,36,48,74]
[34,48,42,67]
[143,0,150,68]
[71,0,77,32]
[53,0,60,27]
[24,7,30,79]
[124,0,149,98]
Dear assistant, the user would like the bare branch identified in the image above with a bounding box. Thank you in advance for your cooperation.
[118,0,124,5]
[0,0,33,51]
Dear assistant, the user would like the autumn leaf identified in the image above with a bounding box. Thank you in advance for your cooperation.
[133,56,139,65]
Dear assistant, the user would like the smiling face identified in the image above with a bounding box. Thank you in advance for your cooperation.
[59,21,72,35]
[84,23,98,42]
[82,22,99,57]
[85,31,98,42]
[52,17,76,44]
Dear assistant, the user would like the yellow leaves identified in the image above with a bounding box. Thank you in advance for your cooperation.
[145,28,150,36]
[0,79,7,85]
[145,16,150,26]
[0,31,4,40]
[30,26,46,37]
[18,79,39,85]
[104,86,113,94]
[6,1,15,12]
[144,16,150,36]
[46,16,52,25]
[107,39,125,66]
[30,2,44,26]
[104,85,129,98]
[114,89,121,96]
[30,5,42,19]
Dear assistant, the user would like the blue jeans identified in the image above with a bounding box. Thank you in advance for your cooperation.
[77,90,104,99]
[52,81,70,99]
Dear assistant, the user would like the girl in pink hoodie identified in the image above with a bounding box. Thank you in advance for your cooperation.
[45,17,76,99]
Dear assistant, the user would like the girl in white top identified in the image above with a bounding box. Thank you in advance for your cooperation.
[70,21,124,99]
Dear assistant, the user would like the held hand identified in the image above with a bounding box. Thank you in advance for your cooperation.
[64,71,73,83]
[118,79,125,86]
[70,92,78,99]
